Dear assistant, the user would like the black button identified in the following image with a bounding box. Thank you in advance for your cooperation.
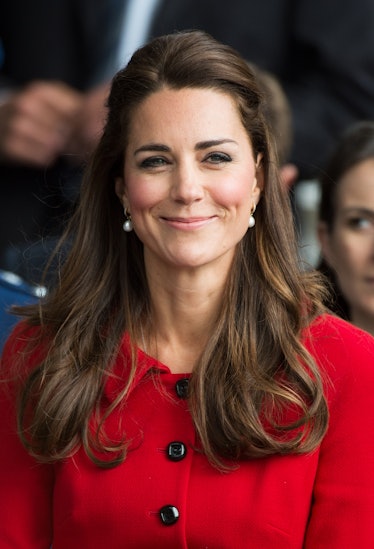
[159,505,179,525]
[167,441,187,461]
[175,378,189,398]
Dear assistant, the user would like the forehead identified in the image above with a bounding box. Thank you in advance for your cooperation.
[336,158,374,206]
[133,85,239,111]
[126,86,248,143]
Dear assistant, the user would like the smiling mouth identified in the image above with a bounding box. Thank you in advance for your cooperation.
[160,216,217,229]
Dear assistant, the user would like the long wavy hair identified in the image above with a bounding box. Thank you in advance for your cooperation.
[8,30,328,469]
[318,120,374,320]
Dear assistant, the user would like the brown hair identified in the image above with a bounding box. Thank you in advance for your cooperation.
[10,30,327,469]
[318,120,374,320]
[250,63,293,166]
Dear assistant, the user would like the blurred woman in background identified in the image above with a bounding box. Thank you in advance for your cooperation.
[318,120,374,335]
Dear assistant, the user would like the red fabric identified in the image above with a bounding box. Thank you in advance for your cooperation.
[1,314,374,548]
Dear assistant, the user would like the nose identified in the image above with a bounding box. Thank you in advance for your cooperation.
[170,162,205,204]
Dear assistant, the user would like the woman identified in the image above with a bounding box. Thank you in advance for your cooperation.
[1,31,374,548]
[318,120,374,335]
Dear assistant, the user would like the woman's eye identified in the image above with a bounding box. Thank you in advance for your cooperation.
[347,217,374,230]
[204,152,232,164]
[140,156,169,169]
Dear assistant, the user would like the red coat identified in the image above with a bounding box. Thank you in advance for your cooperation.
[1,314,374,548]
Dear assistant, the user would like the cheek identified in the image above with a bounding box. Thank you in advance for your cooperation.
[212,175,253,210]
[125,177,162,211]
[330,233,367,272]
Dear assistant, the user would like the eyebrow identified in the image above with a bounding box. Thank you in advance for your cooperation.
[134,143,170,155]
[133,139,238,156]
[195,139,238,150]
[341,207,374,217]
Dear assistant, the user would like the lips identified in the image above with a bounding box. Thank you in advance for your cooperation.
[162,216,214,222]
[160,215,218,230]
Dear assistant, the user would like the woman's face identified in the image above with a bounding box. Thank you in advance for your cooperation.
[319,158,374,326]
[116,87,263,275]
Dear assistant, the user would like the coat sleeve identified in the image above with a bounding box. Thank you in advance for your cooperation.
[304,318,374,547]
[0,326,53,548]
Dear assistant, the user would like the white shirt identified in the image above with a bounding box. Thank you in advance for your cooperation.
[117,0,161,69]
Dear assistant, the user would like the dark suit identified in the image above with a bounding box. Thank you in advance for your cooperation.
[150,0,374,179]
[0,0,126,283]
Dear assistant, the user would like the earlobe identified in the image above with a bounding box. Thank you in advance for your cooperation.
[252,184,262,206]
[115,177,126,202]
[251,173,263,205]
[317,221,334,268]
[255,153,263,170]
[254,156,265,193]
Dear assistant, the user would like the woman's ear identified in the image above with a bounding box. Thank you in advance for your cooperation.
[115,176,126,204]
[252,154,264,204]
[251,178,262,206]
[255,153,264,181]
[317,221,335,268]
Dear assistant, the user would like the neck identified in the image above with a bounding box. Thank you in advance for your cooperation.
[143,261,230,373]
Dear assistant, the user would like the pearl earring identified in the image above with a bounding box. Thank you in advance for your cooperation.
[249,204,256,228]
[123,208,133,232]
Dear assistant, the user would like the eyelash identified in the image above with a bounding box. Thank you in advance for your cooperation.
[204,152,232,164]
[139,156,170,169]
[139,152,232,169]
[347,217,374,230]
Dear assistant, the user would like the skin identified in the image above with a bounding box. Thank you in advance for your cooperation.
[318,158,374,335]
[280,163,299,190]
[0,80,109,167]
[116,87,263,371]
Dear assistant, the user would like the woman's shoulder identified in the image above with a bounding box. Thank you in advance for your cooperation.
[1,321,45,381]
[303,313,374,391]
[306,312,374,351]
[2,319,42,351]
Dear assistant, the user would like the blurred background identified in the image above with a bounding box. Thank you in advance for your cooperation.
[0,0,373,285]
